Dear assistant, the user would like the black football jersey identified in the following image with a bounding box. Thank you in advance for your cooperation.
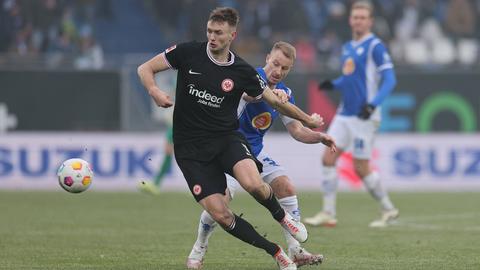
[164,41,266,144]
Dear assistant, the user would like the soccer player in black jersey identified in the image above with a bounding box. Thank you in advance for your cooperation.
[137,7,322,270]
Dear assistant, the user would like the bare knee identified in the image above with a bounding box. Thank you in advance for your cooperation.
[200,195,235,228]
[247,182,271,201]
[322,151,339,167]
[271,177,296,198]
[354,159,370,178]
[208,208,234,228]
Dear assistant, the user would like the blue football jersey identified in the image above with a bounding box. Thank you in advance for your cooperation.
[333,33,394,121]
[237,68,296,156]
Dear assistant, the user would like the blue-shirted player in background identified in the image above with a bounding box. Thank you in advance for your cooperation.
[186,41,337,270]
[304,1,399,228]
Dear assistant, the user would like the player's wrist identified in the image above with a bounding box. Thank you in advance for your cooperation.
[318,80,334,91]
[358,104,376,120]
[148,86,162,95]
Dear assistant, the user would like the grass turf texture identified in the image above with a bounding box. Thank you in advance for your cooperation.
[0,191,479,270]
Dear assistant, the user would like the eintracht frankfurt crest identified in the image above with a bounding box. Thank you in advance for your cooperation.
[221,79,234,92]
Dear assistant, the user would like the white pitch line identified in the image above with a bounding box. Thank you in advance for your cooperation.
[393,222,480,232]
[389,212,480,231]
[399,212,480,222]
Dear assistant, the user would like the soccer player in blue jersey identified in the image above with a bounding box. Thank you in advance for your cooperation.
[304,1,399,228]
[186,41,337,269]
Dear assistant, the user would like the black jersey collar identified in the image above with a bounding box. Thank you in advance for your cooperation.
[206,44,235,66]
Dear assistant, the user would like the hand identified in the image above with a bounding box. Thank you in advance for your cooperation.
[318,80,334,91]
[358,104,375,120]
[305,113,324,128]
[272,89,289,104]
[319,133,337,153]
[149,87,173,108]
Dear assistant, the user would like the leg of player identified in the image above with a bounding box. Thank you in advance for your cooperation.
[186,185,235,270]
[270,176,323,267]
[138,128,173,195]
[153,143,173,186]
[154,126,174,187]
[304,149,343,227]
[233,159,308,243]
[198,193,297,270]
[354,159,399,228]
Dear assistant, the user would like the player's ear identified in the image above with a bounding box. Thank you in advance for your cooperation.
[231,30,237,41]
[266,53,270,63]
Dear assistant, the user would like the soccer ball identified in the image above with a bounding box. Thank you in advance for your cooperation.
[57,158,93,193]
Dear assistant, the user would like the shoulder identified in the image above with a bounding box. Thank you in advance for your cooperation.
[369,36,387,52]
[177,41,205,52]
[233,54,256,72]
[232,55,260,80]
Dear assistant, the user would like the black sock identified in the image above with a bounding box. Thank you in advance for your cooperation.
[255,189,286,222]
[223,214,280,256]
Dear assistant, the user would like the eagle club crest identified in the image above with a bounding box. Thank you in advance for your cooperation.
[193,184,202,195]
[221,78,234,92]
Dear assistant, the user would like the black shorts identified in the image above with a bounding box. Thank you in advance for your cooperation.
[174,132,262,202]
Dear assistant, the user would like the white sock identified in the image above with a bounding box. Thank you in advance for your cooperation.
[363,172,395,211]
[194,210,217,247]
[321,166,338,217]
[278,195,301,249]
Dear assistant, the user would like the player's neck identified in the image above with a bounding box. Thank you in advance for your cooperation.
[208,48,230,63]
[352,31,371,42]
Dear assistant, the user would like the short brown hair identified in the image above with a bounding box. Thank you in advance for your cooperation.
[271,41,296,60]
[351,1,374,17]
[208,7,239,28]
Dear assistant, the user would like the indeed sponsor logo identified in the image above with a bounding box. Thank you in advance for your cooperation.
[188,84,224,108]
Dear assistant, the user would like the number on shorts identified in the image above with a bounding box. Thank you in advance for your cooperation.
[354,138,364,150]
[262,157,278,166]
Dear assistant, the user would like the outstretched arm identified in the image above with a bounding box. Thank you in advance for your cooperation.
[285,120,337,152]
[262,87,322,128]
[371,68,396,106]
[137,52,173,108]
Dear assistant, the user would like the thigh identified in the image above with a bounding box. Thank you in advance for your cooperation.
[327,115,350,151]
[175,157,227,202]
[349,118,379,160]
[257,150,287,184]
[219,133,263,175]
[231,158,265,193]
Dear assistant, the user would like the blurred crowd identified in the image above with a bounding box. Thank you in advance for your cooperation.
[0,0,108,69]
[149,0,480,70]
[1,0,480,70]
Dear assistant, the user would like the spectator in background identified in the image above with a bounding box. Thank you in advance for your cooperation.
[74,25,103,69]
[0,0,16,52]
[445,0,476,40]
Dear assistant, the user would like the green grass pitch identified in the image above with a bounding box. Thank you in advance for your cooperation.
[0,191,479,269]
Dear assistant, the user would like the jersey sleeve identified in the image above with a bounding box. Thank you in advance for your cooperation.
[244,72,266,99]
[372,42,394,72]
[163,42,196,70]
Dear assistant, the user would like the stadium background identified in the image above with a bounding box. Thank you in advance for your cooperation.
[1,0,479,191]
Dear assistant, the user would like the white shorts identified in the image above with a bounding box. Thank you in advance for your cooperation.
[226,149,286,197]
[328,115,379,159]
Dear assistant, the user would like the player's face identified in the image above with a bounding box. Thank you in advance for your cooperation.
[264,49,294,86]
[349,8,373,38]
[206,21,236,53]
